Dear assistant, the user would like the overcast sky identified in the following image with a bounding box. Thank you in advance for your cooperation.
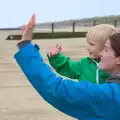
[0,0,120,28]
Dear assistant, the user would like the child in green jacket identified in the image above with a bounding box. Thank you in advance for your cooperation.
[47,24,116,84]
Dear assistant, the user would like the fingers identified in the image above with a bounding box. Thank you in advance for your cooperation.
[56,44,62,52]
[20,13,36,32]
[21,13,36,40]
[48,44,63,58]
[56,44,59,47]
[28,13,36,29]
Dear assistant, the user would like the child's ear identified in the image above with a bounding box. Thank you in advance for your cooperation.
[116,57,120,65]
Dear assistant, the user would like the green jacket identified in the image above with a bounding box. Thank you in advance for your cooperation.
[47,53,109,84]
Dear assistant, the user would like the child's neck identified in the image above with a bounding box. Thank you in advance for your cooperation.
[93,58,100,62]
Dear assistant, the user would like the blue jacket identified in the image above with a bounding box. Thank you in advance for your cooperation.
[14,42,120,120]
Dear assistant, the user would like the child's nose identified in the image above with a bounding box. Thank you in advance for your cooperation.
[87,46,92,52]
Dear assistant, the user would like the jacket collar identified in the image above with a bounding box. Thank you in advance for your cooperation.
[87,57,100,64]
[106,73,120,84]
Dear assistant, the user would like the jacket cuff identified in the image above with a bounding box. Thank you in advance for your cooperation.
[17,40,31,49]
[17,40,40,51]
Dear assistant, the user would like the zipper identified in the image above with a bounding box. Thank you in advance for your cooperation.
[92,60,99,84]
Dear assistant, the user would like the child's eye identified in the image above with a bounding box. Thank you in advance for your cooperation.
[87,41,95,46]
[90,43,94,46]
[89,42,95,46]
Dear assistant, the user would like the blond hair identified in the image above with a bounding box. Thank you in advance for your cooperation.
[86,24,116,50]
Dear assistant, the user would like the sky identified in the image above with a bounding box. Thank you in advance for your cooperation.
[0,0,120,28]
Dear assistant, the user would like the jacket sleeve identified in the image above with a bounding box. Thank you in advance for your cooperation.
[47,53,82,79]
[14,42,111,119]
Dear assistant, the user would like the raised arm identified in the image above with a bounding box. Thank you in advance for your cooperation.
[14,42,111,119]
[47,52,83,79]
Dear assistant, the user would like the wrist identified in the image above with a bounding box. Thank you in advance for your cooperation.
[17,40,31,49]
